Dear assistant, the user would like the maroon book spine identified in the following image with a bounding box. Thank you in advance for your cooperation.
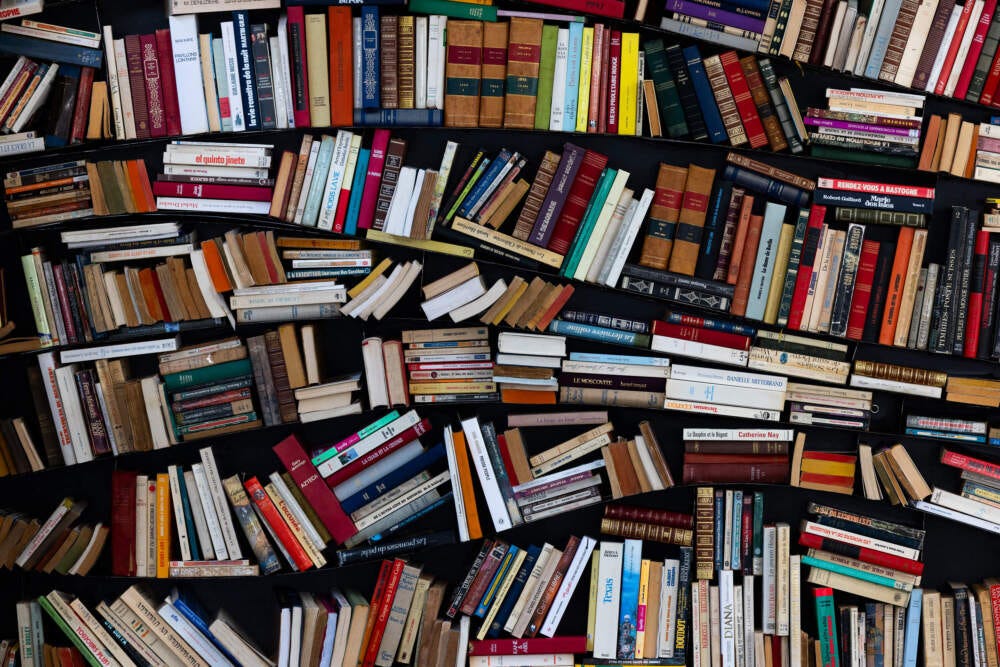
[682,461,789,484]
[323,418,432,488]
[603,504,695,528]
[51,264,78,344]
[124,34,150,139]
[468,636,589,655]
[139,33,166,138]
[111,469,137,576]
[845,239,881,341]
[69,66,93,144]
[546,149,609,255]
[154,29,182,137]
[651,320,751,349]
[151,181,273,201]
[740,494,753,573]
[273,433,357,544]
[459,541,509,615]
[75,368,111,456]
[606,31,621,135]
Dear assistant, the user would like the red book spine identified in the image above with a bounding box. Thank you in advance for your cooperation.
[243,476,314,571]
[603,504,695,528]
[154,29,181,137]
[935,0,976,95]
[124,35,150,139]
[787,205,827,331]
[468,637,589,655]
[799,471,854,486]
[256,233,280,284]
[546,150,609,254]
[358,129,390,230]
[328,7,354,127]
[51,265,78,344]
[682,461,789,484]
[651,320,751,349]
[982,46,1000,104]
[684,453,788,464]
[173,388,251,411]
[139,34,166,138]
[460,542,508,615]
[989,585,1000,657]
[797,532,924,575]
[286,6,312,128]
[273,434,358,544]
[940,449,1000,481]
[517,0,624,17]
[364,560,393,641]
[110,470,137,577]
[956,0,998,98]
[587,25,603,133]
[332,179,353,233]
[69,67,93,145]
[719,51,767,149]
[324,418,432,488]
[965,229,990,358]
[606,31,622,135]
[149,270,173,322]
[845,239,880,341]
[496,434,520,485]
[362,559,406,667]
[151,182,273,201]
[597,28,611,133]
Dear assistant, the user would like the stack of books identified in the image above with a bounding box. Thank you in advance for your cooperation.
[360,336,409,409]
[914,449,1000,534]
[278,237,371,282]
[666,364,786,420]
[496,331,565,404]
[682,429,792,483]
[786,382,873,430]
[806,89,924,166]
[452,535,597,640]
[865,444,931,507]
[850,360,946,398]
[3,496,105,576]
[800,503,924,607]
[339,256,422,322]
[401,326,497,405]
[230,280,347,326]
[154,141,275,215]
[294,373,362,424]
[789,435,857,495]
[479,276,574,335]
[903,414,989,443]
[558,351,668,410]
[650,317,750,367]
[598,502,693,544]
[418,263,504,324]
[3,159,95,228]
[749,332,851,385]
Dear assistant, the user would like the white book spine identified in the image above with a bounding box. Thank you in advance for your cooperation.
[848,374,942,398]
[169,15,210,135]
[199,447,243,559]
[574,172,629,281]
[0,136,42,155]
[660,558,679,658]
[549,29,569,131]
[584,186,635,284]
[670,365,788,392]
[426,16,442,109]
[59,338,180,364]
[682,428,794,440]
[353,17,363,109]
[691,583,702,667]
[931,488,1000,524]
[155,197,271,215]
[12,63,57,133]
[763,525,776,634]
[135,476,148,577]
[37,352,75,466]
[277,16,295,128]
[926,6,962,91]
[944,0,985,96]
[594,542,624,659]
[268,473,325,550]
[435,17,447,110]
[354,472,449,532]
[221,22,246,132]
[506,545,555,634]
[803,521,922,558]
[444,426,470,542]
[159,601,234,667]
[461,417,512,532]
[294,141,322,223]
[651,336,750,366]
[664,398,781,421]
[318,130,354,230]
[666,379,786,411]
[16,502,70,567]
[776,523,790,636]
[45,595,115,666]
[108,37,135,140]
[541,536,597,637]
[421,277,486,321]
[167,466,193,561]
[182,470,214,561]
[54,365,93,464]
[268,36,288,130]
[383,166,419,236]
[415,17,428,109]
[315,410,421,478]
[604,187,654,287]
[894,0,939,86]
[720,570,736,667]
[789,556,801,666]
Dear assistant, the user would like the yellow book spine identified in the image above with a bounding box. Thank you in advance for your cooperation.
[304,15,331,127]
[635,558,651,658]
[586,550,599,651]
[155,473,171,579]
[800,457,856,477]
[618,32,639,136]
[576,27,594,133]
[408,381,497,394]
[763,223,795,324]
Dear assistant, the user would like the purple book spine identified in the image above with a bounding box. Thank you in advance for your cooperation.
[803,117,919,137]
[528,143,585,247]
[978,135,1000,153]
[665,0,767,32]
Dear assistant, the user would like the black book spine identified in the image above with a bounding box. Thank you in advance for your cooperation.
[335,529,457,566]
[953,587,972,667]
[232,11,259,131]
[665,44,708,141]
[932,207,966,352]
[100,618,152,667]
[862,242,897,344]
[560,310,650,333]
[250,24,276,130]
[812,515,922,550]
[829,223,864,337]
[433,224,543,271]
[446,539,494,618]
[987,237,1000,358]
[673,546,693,662]
[620,276,731,312]
[44,68,80,146]
[951,210,979,354]
[622,264,735,297]
[695,181,733,280]
[63,262,89,343]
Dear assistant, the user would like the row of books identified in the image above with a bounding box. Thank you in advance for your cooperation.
[911,447,1000,536]
[920,115,1000,187]
[0,497,105,576]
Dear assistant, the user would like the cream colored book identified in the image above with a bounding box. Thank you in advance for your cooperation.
[573,170,630,281]
[939,113,962,173]
[942,595,957,667]
[950,121,976,176]
[304,14,331,126]
[894,0,940,87]
[779,0,807,59]
[422,262,480,300]
[199,34,221,133]
[923,591,944,667]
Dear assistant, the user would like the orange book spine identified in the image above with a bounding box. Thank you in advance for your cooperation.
[453,430,483,540]
[730,213,764,317]
[726,194,755,285]
[362,558,406,667]
[155,473,171,578]
[878,226,915,345]
[328,7,354,127]
[535,285,575,332]
[501,388,558,404]
[200,241,233,292]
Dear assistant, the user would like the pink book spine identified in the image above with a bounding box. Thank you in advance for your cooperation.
[357,129,390,230]
[956,0,998,98]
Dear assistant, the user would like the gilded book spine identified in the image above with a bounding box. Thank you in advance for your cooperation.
[445,20,483,128]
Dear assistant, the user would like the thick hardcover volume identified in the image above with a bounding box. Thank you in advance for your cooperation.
[398,16,416,110]
[913,0,956,90]
[480,22,508,128]
[233,11,260,131]
[638,163,689,270]
[380,15,399,109]
[361,7,380,109]
[111,470,137,577]
[154,30,181,137]
[878,0,920,81]
[250,24,276,129]
[287,7,311,126]
[682,45,726,144]
[846,239,881,340]
[373,137,407,230]
[740,57,786,151]
[529,143,584,247]
[513,150,560,240]
[644,39,688,138]
[445,20,483,128]
[273,434,357,544]
[504,18,543,129]
[787,205,827,330]
[703,54,748,147]
[327,8,353,125]
[668,164,717,276]
[138,34,166,138]
[665,44,708,141]
[547,150,609,255]
[720,52,766,149]
[695,487,714,580]
[124,35,150,138]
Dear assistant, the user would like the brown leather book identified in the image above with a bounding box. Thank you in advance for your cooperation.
[166,257,197,320]
[638,163,689,270]
[269,151,297,219]
[398,16,416,109]
[503,17,543,129]
[600,517,694,546]
[380,15,399,109]
[792,0,824,63]
[285,136,314,222]
[409,170,439,240]
[739,57,787,152]
[730,212,765,317]
[138,268,164,323]
[373,137,408,231]
[184,268,212,319]
[513,150,560,240]
[124,380,153,451]
[240,233,272,285]
[484,179,529,229]
[265,330,299,423]
[703,55,747,147]
[154,264,185,321]
[479,21,508,128]
[609,439,641,496]
[115,272,139,328]
[878,0,920,82]
[667,163,715,275]
[505,276,546,328]
[444,20,483,127]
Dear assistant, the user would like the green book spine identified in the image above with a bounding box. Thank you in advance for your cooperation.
[768,0,795,55]
[809,145,917,168]
[301,135,336,227]
[534,25,559,130]
[752,491,764,574]
[776,208,810,327]
[814,589,841,667]
[178,412,257,435]
[643,39,688,138]
[562,168,616,277]
[801,556,901,590]
[175,468,201,560]
[162,358,254,392]
[311,410,401,466]
[408,0,497,20]
[96,161,126,215]
[37,597,103,667]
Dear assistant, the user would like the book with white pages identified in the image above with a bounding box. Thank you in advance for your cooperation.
[450,279,507,322]
[421,276,486,320]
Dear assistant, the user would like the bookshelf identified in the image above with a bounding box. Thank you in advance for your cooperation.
[0,0,998,661]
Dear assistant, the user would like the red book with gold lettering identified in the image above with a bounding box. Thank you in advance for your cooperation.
[845,239,880,341]
[787,205,827,330]
[243,476,314,571]
[719,51,766,149]
[545,149,609,255]
[328,7,353,127]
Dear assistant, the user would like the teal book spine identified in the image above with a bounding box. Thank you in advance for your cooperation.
[302,135,336,227]
[745,202,788,321]
[548,319,651,348]
[534,25,559,130]
[752,491,764,574]
[563,22,583,131]
[569,352,668,365]
[863,0,904,79]
[162,358,254,392]
[618,539,642,659]
[902,588,922,667]
[343,148,371,237]
[407,0,497,20]
[175,469,201,561]
[814,588,840,667]
[801,556,901,589]
[731,489,743,570]
[562,167,615,277]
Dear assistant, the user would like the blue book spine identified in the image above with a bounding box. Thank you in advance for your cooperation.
[475,546,520,617]
[371,491,452,541]
[563,22,584,131]
[0,33,102,68]
[172,596,240,664]
[340,443,446,514]
[745,202,788,321]
[548,319,650,348]
[460,149,511,218]
[232,11,259,131]
[352,108,443,126]
[568,352,668,366]
[302,136,336,227]
[663,312,757,336]
[175,471,201,561]
[682,45,726,144]
[904,428,986,443]
[863,0,904,78]
[902,588,922,667]
[731,489,743,571]
[713,490,725,572]
[488,545,541,637]
[618,539,642,659]
[361,7,381,109]
[343,148,371,237]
